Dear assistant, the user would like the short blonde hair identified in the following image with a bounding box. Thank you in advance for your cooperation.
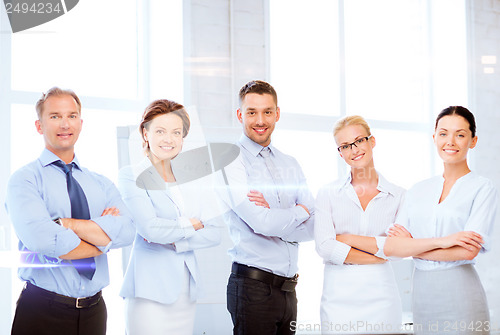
[333,115,371,137]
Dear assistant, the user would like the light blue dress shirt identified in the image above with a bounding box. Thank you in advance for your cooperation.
[5,149,135,298]
[218,135,314,278]
[118,158,222,304]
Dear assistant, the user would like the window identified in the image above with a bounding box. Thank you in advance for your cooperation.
[270,0,468,327]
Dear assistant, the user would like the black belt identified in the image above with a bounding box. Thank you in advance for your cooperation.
[24,282,102,309]
[231,262,298,292]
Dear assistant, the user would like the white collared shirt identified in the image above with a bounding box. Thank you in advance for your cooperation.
[315,172,405,265]
[396,172,498,271]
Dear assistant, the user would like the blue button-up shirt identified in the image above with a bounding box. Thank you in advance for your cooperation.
[218,135,314,277]
[5,149,135,298]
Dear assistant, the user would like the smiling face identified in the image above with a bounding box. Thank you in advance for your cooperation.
[35,94,82,162]
[335,124,375,169]
[433,115,477,166]
[237,93,280,147]
[143,113,184,163]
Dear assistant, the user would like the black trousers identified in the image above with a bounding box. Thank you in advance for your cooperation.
[11,284,107,335]
[227,273,298,335]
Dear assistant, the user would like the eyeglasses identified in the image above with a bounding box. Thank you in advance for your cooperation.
[337,135,372,152]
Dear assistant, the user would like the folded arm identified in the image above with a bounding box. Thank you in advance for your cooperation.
[220,158,310,239]
[415,245,480,261]
[59,240,103,260]
[118,167,203,245]
[60,207,118,246]
[344,248,386,264]
[175,217,222,253]
[247,190,313,242]
[384,231,483,260]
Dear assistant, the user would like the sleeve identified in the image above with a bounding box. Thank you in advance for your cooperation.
[174,176,222,253]
[280,157,315,243]
[174,217,222,253]
[217,154,310,239]
[389,192,410,234]
[5,168,81,258]
[91,175,135,249]
[313,186,351,265]
[117,167,196,244]
[464,180,498,252]
[382,190,406,260]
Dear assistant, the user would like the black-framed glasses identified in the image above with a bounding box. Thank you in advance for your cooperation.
[337,135,373,152]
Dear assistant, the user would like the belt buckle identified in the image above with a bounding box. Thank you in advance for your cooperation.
[76,297,85,308]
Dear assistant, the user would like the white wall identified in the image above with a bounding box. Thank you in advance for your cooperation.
[469,0,500,329]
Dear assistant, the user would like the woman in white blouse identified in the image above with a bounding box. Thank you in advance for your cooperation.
[314,115,404,333]
[340,107,497,335]
[118,99,221,335]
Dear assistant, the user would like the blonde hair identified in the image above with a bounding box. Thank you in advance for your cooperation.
[333,115,371,137]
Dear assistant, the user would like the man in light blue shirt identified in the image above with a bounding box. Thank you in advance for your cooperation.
[221,80,314,335]
[5,87,135,335]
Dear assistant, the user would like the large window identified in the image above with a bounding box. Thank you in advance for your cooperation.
[270,0,468,328]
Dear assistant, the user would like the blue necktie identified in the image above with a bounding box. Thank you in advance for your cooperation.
[53,161,96,280]
[260,147,287,208]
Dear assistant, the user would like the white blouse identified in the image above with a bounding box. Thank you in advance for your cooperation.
[396,172,498,271]
[315,172,405,265]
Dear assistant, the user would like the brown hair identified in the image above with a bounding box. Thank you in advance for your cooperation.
[238,80,278,106]
[139,99,190,150]
[35,87,81,119]
[435,106,476,137]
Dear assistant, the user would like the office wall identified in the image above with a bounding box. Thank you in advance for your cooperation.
[469,0,500,328]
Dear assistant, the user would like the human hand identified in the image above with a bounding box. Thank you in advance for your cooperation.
[438,231,483,250]
[101,207,120,216]
[190,218,204,231]
[247,190,270,208]
[388,224,412,238]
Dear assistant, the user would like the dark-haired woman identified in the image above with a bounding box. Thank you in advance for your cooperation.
[392,106,497,334]
[118,100,221,334]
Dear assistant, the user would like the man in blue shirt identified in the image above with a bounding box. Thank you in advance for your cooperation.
[222,80,314,335]
[5,87,135,335]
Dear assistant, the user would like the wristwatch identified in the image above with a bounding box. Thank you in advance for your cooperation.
[53,217,63,226]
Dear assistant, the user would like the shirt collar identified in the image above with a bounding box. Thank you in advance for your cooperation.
[338,170,398,196]
[377,173,399,196]
[39,148,82,170]
[238,134,276,157]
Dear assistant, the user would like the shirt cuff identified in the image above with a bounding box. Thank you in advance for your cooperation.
[92,216,120,242]
[174,239,190,253]
[374,236,388,260]
[292,205,310,223]
[54,229,81,257]
[179,217,196,239]
[330,242,351,265]
[97,241,113,254]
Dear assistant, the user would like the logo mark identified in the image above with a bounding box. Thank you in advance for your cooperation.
[3,0,79,33]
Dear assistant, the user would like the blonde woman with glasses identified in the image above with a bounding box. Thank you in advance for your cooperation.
[314,115,403,334]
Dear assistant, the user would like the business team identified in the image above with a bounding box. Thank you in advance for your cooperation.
[6,82,497,335]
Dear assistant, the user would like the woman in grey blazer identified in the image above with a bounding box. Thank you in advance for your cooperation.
[118,99,221,334]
